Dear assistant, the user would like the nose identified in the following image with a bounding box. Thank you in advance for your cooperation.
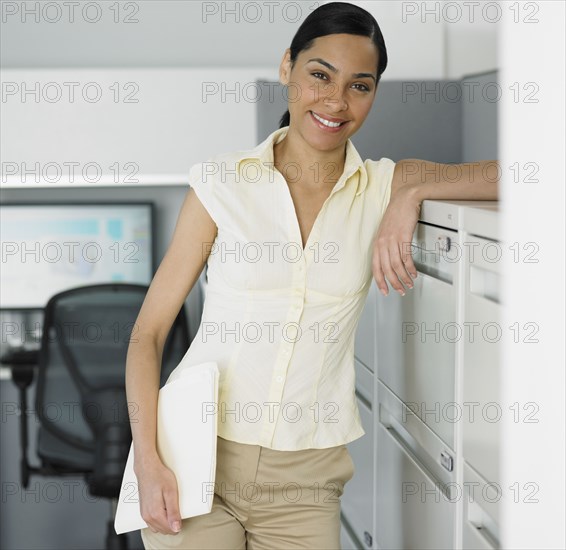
[323,83,348,112]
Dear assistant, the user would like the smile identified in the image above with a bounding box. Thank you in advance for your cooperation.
[309,111,349,132]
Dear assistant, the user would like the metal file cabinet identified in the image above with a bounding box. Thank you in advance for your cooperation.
[342,200,500,550]
[461,207,501,549]
[341,279,378,548]
[462,462,500,549]
[375,222,459,450]
[376,380,457,550]
[462,233,501,485]
[342,357,375,549]
[341,523,363,550]
[356,280,378,372]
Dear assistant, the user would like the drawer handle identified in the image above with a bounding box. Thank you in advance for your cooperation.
[412,234,452,253]
[466,499,499,549]
[381,422,452,501]
[440,451,453,472]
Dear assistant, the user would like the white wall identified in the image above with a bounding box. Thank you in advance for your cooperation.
[442,0,498,78]
[499,1,565,548]
[0,68,277,187]
[1,1,495,79]
[1,1,496,189]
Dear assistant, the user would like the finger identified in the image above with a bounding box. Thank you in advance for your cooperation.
[372,245,389,296]
[380,246,407,296]
[140,502,159,533]
[150,491,178,534]
[400,238,418,280]
[144,509,172,535]
[156,507,176,535]
[390,241,415,289]
[164,486,182,534]
[141,491,171,534]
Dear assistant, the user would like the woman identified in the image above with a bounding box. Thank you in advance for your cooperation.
[127,2,499,549]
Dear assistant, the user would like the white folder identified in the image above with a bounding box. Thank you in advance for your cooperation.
[114,361,220,535]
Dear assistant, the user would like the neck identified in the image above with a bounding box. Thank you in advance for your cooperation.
[274,125,347,187]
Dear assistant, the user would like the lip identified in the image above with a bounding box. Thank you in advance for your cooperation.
[311,111,348,123]
[309,111,350,133]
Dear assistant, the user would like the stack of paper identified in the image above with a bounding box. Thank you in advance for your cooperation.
[114,361,219,535]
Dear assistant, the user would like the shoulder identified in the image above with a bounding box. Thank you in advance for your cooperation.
[360,158,398,217]
[362,157,397,192]
[363,157,396,177]
[190,146,258,186]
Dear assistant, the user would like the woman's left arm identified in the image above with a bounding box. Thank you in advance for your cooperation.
[372,159,500,297]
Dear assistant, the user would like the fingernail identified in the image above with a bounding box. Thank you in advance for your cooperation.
[172,521,181,532]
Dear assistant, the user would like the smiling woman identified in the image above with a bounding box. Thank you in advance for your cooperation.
[272,1,498,299]
[130,2,498,550]
[277,3,387,131]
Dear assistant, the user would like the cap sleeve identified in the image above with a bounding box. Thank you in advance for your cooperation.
[188,162,218,225]
[365,157,396,219]
[379,158,396,218]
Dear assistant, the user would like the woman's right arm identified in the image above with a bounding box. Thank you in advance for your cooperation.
[124,185,217,534]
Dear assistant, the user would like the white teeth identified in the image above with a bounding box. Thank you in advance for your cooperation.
[312,112,344,128]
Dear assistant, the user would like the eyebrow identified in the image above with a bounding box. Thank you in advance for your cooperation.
[306,58,376,82]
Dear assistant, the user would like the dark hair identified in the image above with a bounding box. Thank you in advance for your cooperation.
[278,1,388,129]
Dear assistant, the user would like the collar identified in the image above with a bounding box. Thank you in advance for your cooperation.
[235,126,368,196]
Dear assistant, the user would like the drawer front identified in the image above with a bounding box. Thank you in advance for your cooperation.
[340,517,363,550]
[463,517,497,550]
[342,396,375,549]
[355,356,374,406]
[355,279,377,372]
[378,381,456,489]
[376,269,457,449]
[376,420,455,550]
[462,235,502,484]
[462,461,500,549]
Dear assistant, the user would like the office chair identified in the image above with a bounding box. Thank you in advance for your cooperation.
[22,283,190,550]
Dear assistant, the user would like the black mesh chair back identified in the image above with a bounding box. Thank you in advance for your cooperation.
[34,283,190,498]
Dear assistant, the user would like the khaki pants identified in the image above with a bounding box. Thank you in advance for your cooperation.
[141,435,355,549]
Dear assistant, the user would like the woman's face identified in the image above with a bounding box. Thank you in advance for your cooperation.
[279,33,379,151]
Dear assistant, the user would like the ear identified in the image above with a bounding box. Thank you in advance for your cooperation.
[279,49,292,86]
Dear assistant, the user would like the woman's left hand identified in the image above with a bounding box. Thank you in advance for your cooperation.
[372,185,422,296]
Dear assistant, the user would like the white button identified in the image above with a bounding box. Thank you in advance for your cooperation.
[276,376,283,382]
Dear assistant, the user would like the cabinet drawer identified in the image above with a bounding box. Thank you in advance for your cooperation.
[355,279,377,372]
[462,461,500,549]
[378,381,456,490]
[376,269,457,450]
[463,517,497,550]
[340,517,363,550]
[355,356,373,406]
[376,420,455,549]
[462,235,502,484]
[342,397,375,549]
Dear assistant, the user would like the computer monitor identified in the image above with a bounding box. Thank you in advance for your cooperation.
[0,202,155,311]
